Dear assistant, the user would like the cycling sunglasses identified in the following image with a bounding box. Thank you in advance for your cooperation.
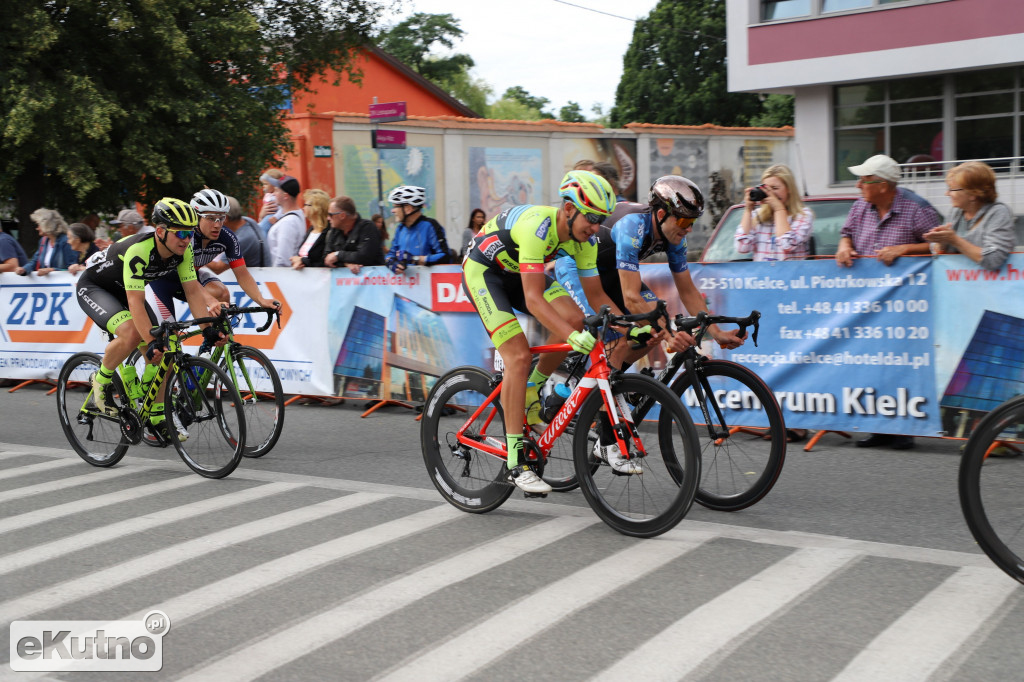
[581,211,607,225]
[169,229,194,239]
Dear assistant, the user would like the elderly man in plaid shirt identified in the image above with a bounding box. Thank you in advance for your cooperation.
[835,154,942,267]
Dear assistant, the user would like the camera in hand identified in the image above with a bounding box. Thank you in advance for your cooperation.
[749,186,768,202]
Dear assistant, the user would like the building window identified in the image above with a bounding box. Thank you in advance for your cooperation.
[833,67,1023,182]
[762,0,934,21]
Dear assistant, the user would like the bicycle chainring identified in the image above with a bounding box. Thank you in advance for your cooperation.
[119,408,144,445]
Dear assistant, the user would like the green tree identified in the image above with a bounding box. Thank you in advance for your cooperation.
[377,13,475,86]
[559,102,586,123]
[611,0,785,128]
[487,98,547,121]
[501,86,554,119]
[0,0,383,248]
[750,94,795,128]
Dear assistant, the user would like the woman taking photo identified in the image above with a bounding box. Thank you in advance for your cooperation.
[735,164,813,261]
[924,161,1016,271]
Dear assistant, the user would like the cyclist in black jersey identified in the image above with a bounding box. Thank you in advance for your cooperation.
[76,198,226,438]
[150,188,279,317]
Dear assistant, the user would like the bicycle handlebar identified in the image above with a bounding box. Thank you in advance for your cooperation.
[149,305,281,347]
[672,310,761,347]
[582,300,669,338]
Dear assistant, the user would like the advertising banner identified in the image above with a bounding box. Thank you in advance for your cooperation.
[0,269,333,397]
[685,258,940,436]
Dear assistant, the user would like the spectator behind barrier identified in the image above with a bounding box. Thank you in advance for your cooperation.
[66,223,100,274]
[324,196,383,274]
[291,188,331,269]
[735,164,814,261]
[264,174,306,267]
[16,208,77,276]
[385,185,450,272]
[836,154,941,268]
[923,160,1016,271]
[0,219,29,272]
[257,168,284,238]
[459,208,486,257]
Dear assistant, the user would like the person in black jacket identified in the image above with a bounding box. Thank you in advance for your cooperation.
[324,196,384,273]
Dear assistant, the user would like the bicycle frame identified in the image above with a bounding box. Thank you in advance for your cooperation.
[453,338,643,464]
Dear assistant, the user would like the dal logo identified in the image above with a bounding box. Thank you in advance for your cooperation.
[431,273,475,312]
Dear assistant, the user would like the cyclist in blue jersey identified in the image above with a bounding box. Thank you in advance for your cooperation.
[555,175,746,373]
[150,188,279,318]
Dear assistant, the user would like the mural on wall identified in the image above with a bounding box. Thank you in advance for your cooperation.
[561,139,638,201]
[650,138,710,188]
[341,144,437,218]
[468,147,543,219]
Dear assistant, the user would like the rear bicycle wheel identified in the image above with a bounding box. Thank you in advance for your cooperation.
[670,360,786,511]
[421,367,513,513]
[221,346,285,458]
[959,395,1024,584]
[573,374,700,537]
[56,352,129,466]
[166,356,245,478]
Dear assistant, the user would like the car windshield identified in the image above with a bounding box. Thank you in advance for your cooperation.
[700,199,858,263]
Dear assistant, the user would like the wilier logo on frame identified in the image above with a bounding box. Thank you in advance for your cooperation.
[9,610,170,672]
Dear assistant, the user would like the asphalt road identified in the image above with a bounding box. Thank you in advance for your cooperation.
[0,381,1021,681]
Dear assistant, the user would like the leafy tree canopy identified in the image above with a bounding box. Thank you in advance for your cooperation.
[377,13,475,86]
[611,0,791,128]
[559,102,586,123]
[1,0,383,244]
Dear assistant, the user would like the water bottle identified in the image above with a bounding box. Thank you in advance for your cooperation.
[121,364,142,400]
[539,374,578,423]
[141,363,158,391]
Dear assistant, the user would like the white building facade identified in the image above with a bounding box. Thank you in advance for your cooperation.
[726,0,1024,216]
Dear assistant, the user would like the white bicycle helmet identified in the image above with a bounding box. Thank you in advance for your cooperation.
[387,185,426,207]
[190,188,230,214]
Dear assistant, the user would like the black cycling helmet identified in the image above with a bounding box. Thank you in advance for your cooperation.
[648,175,705,220]
[152,197,199,230]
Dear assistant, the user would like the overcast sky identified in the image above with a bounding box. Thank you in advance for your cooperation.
[382,0,661,116]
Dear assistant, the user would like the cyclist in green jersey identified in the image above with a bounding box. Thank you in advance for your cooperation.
[76,197,225,439]
[464,170,650,494]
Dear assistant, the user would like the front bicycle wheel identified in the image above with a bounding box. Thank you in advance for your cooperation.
[959,396,1024,584]
[421,366,514,513]
[221,346,285,458]
[573,374,700,538]
[670,360,786,511]
[56,352,129,467]
[166,356,245,478]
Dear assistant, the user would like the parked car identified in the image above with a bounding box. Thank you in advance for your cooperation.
[699,196,858,263]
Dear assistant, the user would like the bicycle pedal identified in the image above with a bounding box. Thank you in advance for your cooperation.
[523,491,548,499]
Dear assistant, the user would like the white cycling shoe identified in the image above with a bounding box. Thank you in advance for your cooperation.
[508,465,552,495]
[594,441,643,475]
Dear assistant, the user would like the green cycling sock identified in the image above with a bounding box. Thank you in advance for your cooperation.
[150,402,165,425]
[528,367,549,388]
[96,365,115,385]
[506,433,524,470]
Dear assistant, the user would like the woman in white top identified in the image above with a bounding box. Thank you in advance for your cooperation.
[735,164,813,261]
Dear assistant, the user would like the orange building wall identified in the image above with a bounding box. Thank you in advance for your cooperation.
[278,50,470,199]
[290,51,469,119]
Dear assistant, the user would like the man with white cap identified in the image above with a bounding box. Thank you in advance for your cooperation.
[835,154,941,267]
[109,208,153,240]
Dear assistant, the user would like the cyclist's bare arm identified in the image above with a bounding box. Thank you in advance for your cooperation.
[521,270,579,340]
[182,278,227,319]
[581,274,626,319]
[673,270,744,349]
[231,264,278,310]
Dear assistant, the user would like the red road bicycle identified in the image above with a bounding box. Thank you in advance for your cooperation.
[421,303,700,538]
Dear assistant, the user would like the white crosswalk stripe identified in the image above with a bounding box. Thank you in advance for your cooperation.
[0,448,1019,682]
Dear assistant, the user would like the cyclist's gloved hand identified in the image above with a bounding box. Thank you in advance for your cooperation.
[627,324,653,346]
[145,339,164,362]
[567,329,596,354]
[202,325,224,346]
